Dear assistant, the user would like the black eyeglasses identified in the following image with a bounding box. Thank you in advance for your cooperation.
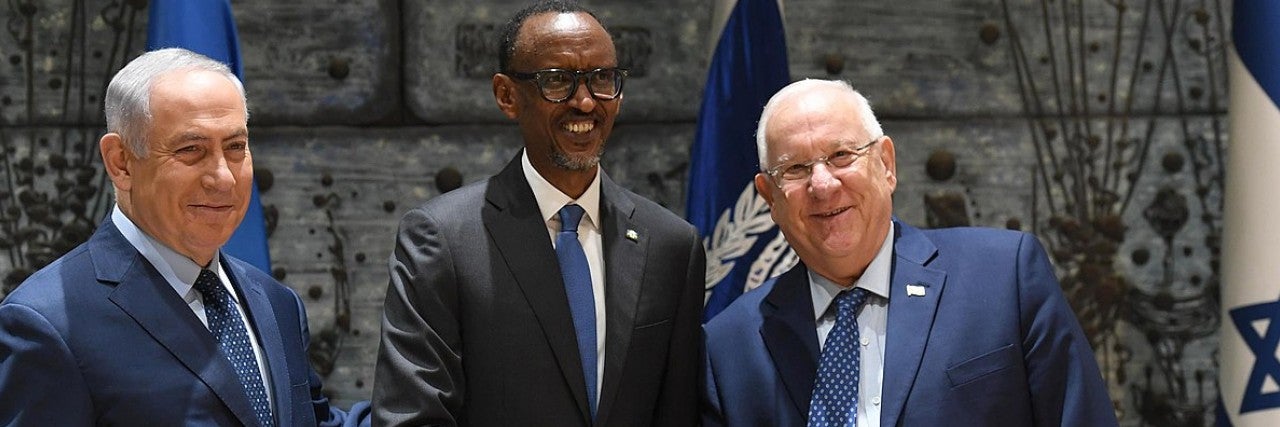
[505,67,628,103]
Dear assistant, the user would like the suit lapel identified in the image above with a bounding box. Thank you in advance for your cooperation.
[482,156,593,421]
[759,264,822,419]
[226,258,292,427]
[881,222,946,427]
[93,221,260,427]
[594,173,646,426]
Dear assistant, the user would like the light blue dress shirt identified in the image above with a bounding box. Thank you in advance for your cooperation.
[810,221,894,427]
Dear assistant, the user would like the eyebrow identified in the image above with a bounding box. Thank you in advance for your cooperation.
[773,139,856,161]
[173,132,209,143]
[173,128,248,143]
[224,128,249,141]
[828,138,861,148]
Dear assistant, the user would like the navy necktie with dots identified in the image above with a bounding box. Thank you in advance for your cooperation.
[195,268,274,427]
[808,287,870,427]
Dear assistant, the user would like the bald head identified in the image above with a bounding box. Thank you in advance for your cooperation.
[755,79,883,171]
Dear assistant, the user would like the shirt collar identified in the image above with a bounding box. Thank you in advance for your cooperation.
[810,221,895,321]
[521,148,602,228]
[112,204,223,300]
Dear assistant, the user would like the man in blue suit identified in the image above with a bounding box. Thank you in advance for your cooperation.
[0,48,361,426]
[701,79,1117,426]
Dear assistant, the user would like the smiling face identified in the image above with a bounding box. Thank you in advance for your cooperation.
[753,86,897,285]
[101,69,251,266]
[493,11,620,193]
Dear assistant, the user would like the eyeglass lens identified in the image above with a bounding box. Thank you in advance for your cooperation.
[537,69,622,101]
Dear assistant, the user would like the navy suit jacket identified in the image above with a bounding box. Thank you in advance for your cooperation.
[0,217,354,426]
[702,221,1117,426]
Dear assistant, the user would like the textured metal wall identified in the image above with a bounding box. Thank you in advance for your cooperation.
[0,1,1227,425]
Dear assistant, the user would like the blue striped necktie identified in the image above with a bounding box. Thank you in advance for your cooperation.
[195,268,274,427]
[808,287,870,427]
[556,204,598,419]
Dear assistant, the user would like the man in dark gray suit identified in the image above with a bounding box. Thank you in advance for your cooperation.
[371,1,706,426]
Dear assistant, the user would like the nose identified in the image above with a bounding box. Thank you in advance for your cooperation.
[566,78,597,113]
[807,163,841,195]
[202,151,237,192]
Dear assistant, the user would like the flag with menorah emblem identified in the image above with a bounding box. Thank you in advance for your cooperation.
[688,0,792,321]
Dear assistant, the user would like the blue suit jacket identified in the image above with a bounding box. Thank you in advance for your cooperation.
[0,217,357,426]
[701,222,1117,426]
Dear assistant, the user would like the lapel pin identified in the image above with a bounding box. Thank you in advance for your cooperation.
[625,229,640,242]
[906,283,928,297]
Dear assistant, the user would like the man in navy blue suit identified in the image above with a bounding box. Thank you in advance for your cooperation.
[701,79,1118,426]
[0,48,363,426]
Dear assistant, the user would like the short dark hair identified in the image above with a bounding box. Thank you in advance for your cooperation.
[497,0,605,73]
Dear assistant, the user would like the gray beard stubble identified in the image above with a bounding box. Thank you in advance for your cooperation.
[551,148,603,171]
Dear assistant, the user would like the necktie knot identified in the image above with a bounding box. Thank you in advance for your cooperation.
[559,204,585,234]
[194,269,227,301]
[834,287,869,317]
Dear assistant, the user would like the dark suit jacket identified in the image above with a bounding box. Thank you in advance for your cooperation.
[702,221,1117,426]
[0,217,351,426]
[373,154,706,427]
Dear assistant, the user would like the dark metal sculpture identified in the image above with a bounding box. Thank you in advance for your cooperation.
[1000,0,1228,424]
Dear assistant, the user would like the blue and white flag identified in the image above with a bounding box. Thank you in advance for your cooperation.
[146,0,272,272]
[687,0,791,321]
[1219,1,1280,425]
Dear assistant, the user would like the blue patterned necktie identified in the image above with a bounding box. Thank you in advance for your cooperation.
[808,287,870,427]
[195,268,274,427]
[556,204,598,419]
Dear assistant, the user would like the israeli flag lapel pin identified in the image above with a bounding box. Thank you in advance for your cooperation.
[906,283,928,297]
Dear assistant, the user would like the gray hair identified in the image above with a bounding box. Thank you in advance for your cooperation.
[104,48,247,157]
[755,79,883,170]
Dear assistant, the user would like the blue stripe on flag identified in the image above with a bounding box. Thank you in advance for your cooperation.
[147,0,272,272]
[1234,0,1280,107]
[687,0,790,322]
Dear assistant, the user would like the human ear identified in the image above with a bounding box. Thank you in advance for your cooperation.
[493,74,520,120]
[99,133,133,192]
[754,173,775,206]
[879,136,897,192]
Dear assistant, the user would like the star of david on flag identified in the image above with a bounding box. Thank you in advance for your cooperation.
[1230,300,1280,414]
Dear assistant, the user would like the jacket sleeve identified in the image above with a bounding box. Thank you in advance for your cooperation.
[1016,233,1119,426]
[372,208,464,427]
[294,291,371,427]
[0,303,94,426]
[653,227,706,426]
[700,326,728,427]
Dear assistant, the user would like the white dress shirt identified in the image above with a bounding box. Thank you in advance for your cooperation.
[112,205,274,411]
[810,221,894,427]
[521,149,607,395]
